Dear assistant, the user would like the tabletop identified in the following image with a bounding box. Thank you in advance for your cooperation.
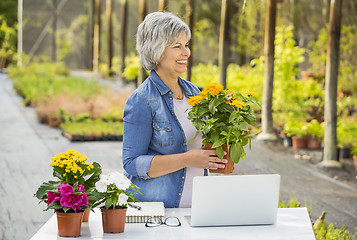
[30,207,316,240]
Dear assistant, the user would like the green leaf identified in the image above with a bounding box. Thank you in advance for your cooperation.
[229,111,239,123]
[209,99,216,114]
[186,130,200,145]
[35,180,61,200]
[45,201,62,211]
[84,162,102,190]
[230,142,242,163]
[216,145,224,159]
[112,194,119,209]
[105,197,113,210]
[238,122,249,131]
[212,139,224,149]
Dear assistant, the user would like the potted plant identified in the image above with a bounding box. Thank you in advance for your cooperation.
[187,83,260,174]
[283,121,309,149]
[92,171,142,233]
[35,150,102,237]
[306,120,324,150]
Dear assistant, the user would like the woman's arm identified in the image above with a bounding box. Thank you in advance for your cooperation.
[147,147,227,178]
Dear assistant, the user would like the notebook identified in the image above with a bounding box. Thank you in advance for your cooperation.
[125,202,165,223]
[189,174,281,227]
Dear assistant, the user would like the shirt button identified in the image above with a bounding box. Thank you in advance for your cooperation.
[169,97,173,100]
[178,193,182,196]
[182,176,185,179]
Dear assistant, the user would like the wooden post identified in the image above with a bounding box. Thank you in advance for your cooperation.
[158,0,168,11]
[218,0,231,89]
[17,0,23,66]
[256,0,278,141]
[93,0,101,72]
[52,0,58,62]
[137,0,147,86]
[106,0,113,75]
[87,0,95,70]
[185,0,194,82]
[321,0,343,168]
[120,0,128,78]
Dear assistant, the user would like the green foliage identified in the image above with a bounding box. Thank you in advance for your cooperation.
[307,120,324,140]
[337,117,357,148]
[7,62,103,106]
[191,62,219,88]
[309,24,357,96]
[283,120,309,137]
[0,16,17,69]
[313,211,353,240]
[278,195,312,213]
[271,26,321,123]
[60,119,124,137]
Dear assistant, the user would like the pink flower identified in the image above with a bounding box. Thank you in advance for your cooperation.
[77,184,85,193]
[46,191,60,205]
[57,183,74,196]
[59,192,89,212]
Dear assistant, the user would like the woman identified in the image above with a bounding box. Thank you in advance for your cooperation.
[122,12,227,208]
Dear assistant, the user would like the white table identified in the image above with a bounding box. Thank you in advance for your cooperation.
[31,208,316,240]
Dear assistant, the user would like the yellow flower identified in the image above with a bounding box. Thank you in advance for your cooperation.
[204,83,224,96]
[188,95,204,106]
[199,91,207,98]
[233,100,246,109]
[245,91,256,97]
[225,90,236,99]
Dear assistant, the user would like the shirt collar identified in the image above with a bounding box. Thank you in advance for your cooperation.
[149,70,195,97]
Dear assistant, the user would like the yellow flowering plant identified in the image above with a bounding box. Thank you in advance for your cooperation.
[187,83,260,163]
[35,150,102,211]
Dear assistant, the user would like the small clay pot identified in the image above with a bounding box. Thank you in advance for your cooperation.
[205,143,234,174]
[56,211,83,237]
[101,207,127,233]
[292,135,309,149]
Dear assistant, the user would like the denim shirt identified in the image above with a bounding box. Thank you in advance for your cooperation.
[122,70,207,208]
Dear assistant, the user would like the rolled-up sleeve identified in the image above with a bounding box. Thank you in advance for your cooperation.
[122,92,156,179]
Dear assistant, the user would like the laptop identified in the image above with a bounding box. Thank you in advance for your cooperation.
[189,174,281,227]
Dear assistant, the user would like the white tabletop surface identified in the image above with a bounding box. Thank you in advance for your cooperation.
[30,207,316,240]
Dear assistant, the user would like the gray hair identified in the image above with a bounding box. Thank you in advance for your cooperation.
[136,12,191,70]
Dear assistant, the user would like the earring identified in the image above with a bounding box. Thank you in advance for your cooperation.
[155,61,159,66]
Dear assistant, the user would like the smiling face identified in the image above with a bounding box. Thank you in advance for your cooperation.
[156,32,191,79]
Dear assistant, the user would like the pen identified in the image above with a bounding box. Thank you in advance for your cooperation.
[128,203,142,211]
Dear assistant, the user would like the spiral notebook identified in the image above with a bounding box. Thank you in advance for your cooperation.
[125,202,165,223]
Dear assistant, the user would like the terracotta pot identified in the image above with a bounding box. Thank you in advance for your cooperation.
[82,209,90,222]
[205,143,234,174]
[307,136,321,149]
[56,211,83,237]
[353,156,357,172]
[292,135,308,149]
[101,207,127,233]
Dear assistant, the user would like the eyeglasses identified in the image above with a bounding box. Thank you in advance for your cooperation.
[145,217,181,227]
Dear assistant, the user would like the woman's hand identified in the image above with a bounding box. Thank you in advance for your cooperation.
[183,147,228,170]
